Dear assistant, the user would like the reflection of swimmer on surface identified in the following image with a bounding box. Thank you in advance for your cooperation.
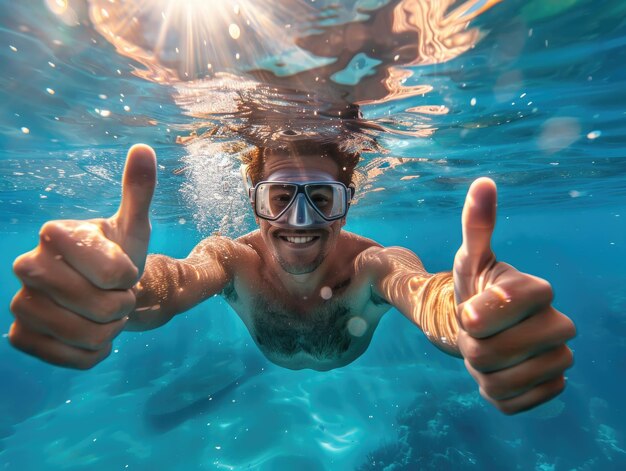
[10,133,576,415]
[144,344,266,432]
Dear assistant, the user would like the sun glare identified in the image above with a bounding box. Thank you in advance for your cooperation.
[88,0,313,82]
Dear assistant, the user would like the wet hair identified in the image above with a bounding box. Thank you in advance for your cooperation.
[241,134,360,187]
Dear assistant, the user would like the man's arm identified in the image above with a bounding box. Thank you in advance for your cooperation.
[363,179,575,415]
[125,236,240,331]
[8,145,252,370]
[358,246,462,358]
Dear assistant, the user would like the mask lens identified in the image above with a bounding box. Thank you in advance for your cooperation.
[305,184,346,219]
[256,183,297,219]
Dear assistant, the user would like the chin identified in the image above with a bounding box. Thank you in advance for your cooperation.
[275,253,325,274]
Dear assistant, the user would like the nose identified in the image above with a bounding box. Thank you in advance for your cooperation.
[287,194,315,227]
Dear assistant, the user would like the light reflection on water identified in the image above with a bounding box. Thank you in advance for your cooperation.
[2,0,625,233]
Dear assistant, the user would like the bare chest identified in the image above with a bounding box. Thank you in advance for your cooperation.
[252,297,356,361]
[223,279,389,369]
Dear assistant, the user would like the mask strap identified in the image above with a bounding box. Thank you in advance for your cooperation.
[348,184,356,201]
[240,164,253,195]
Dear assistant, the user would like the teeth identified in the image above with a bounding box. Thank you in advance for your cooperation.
[285,236,315,244]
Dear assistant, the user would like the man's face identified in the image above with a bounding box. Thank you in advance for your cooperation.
[255,154,347,275]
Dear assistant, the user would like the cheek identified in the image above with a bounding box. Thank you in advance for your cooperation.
[326,222,343,241]
[258,222,274,243]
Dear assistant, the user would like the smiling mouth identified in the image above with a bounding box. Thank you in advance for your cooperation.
[279,235,320,245]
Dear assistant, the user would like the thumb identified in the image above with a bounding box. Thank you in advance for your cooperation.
[112,144,157,272]
[454,177,497,301]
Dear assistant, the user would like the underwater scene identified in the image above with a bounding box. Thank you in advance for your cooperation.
[1,0,625,469]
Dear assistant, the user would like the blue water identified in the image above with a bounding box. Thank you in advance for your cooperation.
[1,0,626,469]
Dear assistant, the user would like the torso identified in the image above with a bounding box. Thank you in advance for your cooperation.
[223,231,391,371]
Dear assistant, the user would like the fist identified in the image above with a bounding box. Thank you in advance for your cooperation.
[454,178,576,415]
[9,144,157,369]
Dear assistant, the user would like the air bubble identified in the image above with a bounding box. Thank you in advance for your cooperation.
[347,317,368,337]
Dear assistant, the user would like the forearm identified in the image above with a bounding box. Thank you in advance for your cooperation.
[125,237,234,331]
[124,255,181,330]
[408,272,462,358]
[376,254,461,357]
[126,254,210,331]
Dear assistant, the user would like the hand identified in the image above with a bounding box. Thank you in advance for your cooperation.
[9,144,157,369]
[453,177,576,415]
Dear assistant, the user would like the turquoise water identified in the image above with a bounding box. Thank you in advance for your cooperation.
[1,0,626,469]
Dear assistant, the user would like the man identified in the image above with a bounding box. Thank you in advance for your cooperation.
[9,141,576,415]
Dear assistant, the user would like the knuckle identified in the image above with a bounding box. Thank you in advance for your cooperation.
[482,379,506,401]
[553,313,576,342]
[106,318,127,340]
[497,403,518,416]
[13,252,36,278]
[562,347,574,370]
[564,317,577,340]
[97,253,137,289]
[463,340,489,370]
[9,291,27,316]
[7,322,36,357]
[461,312,485,338]
[533,277,554,303]
[75,344,111,369]
[553,375,566,393]
[7,322,24,350]
[90,321,124,349]
[93,291,134,323]
[83,332,110,351]
[479,386,515,414]
[96,261,128,289]
[39,220,67,245]
[120,290,137,315]
[98,299,125,321]
[74,356,98,370]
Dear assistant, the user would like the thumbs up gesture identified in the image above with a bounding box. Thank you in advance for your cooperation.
[453,178,576,414]
[9,144,157,369]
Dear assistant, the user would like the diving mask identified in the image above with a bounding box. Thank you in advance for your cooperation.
[249,180,353,228]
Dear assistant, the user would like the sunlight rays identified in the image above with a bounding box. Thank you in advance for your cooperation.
[88,0,314,82]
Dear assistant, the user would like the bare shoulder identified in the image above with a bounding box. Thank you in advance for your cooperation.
[187,233,261,271]
[350,237,426,278]
[338,231,385,273]
[339,230,383,255]
[234,230,266,259]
